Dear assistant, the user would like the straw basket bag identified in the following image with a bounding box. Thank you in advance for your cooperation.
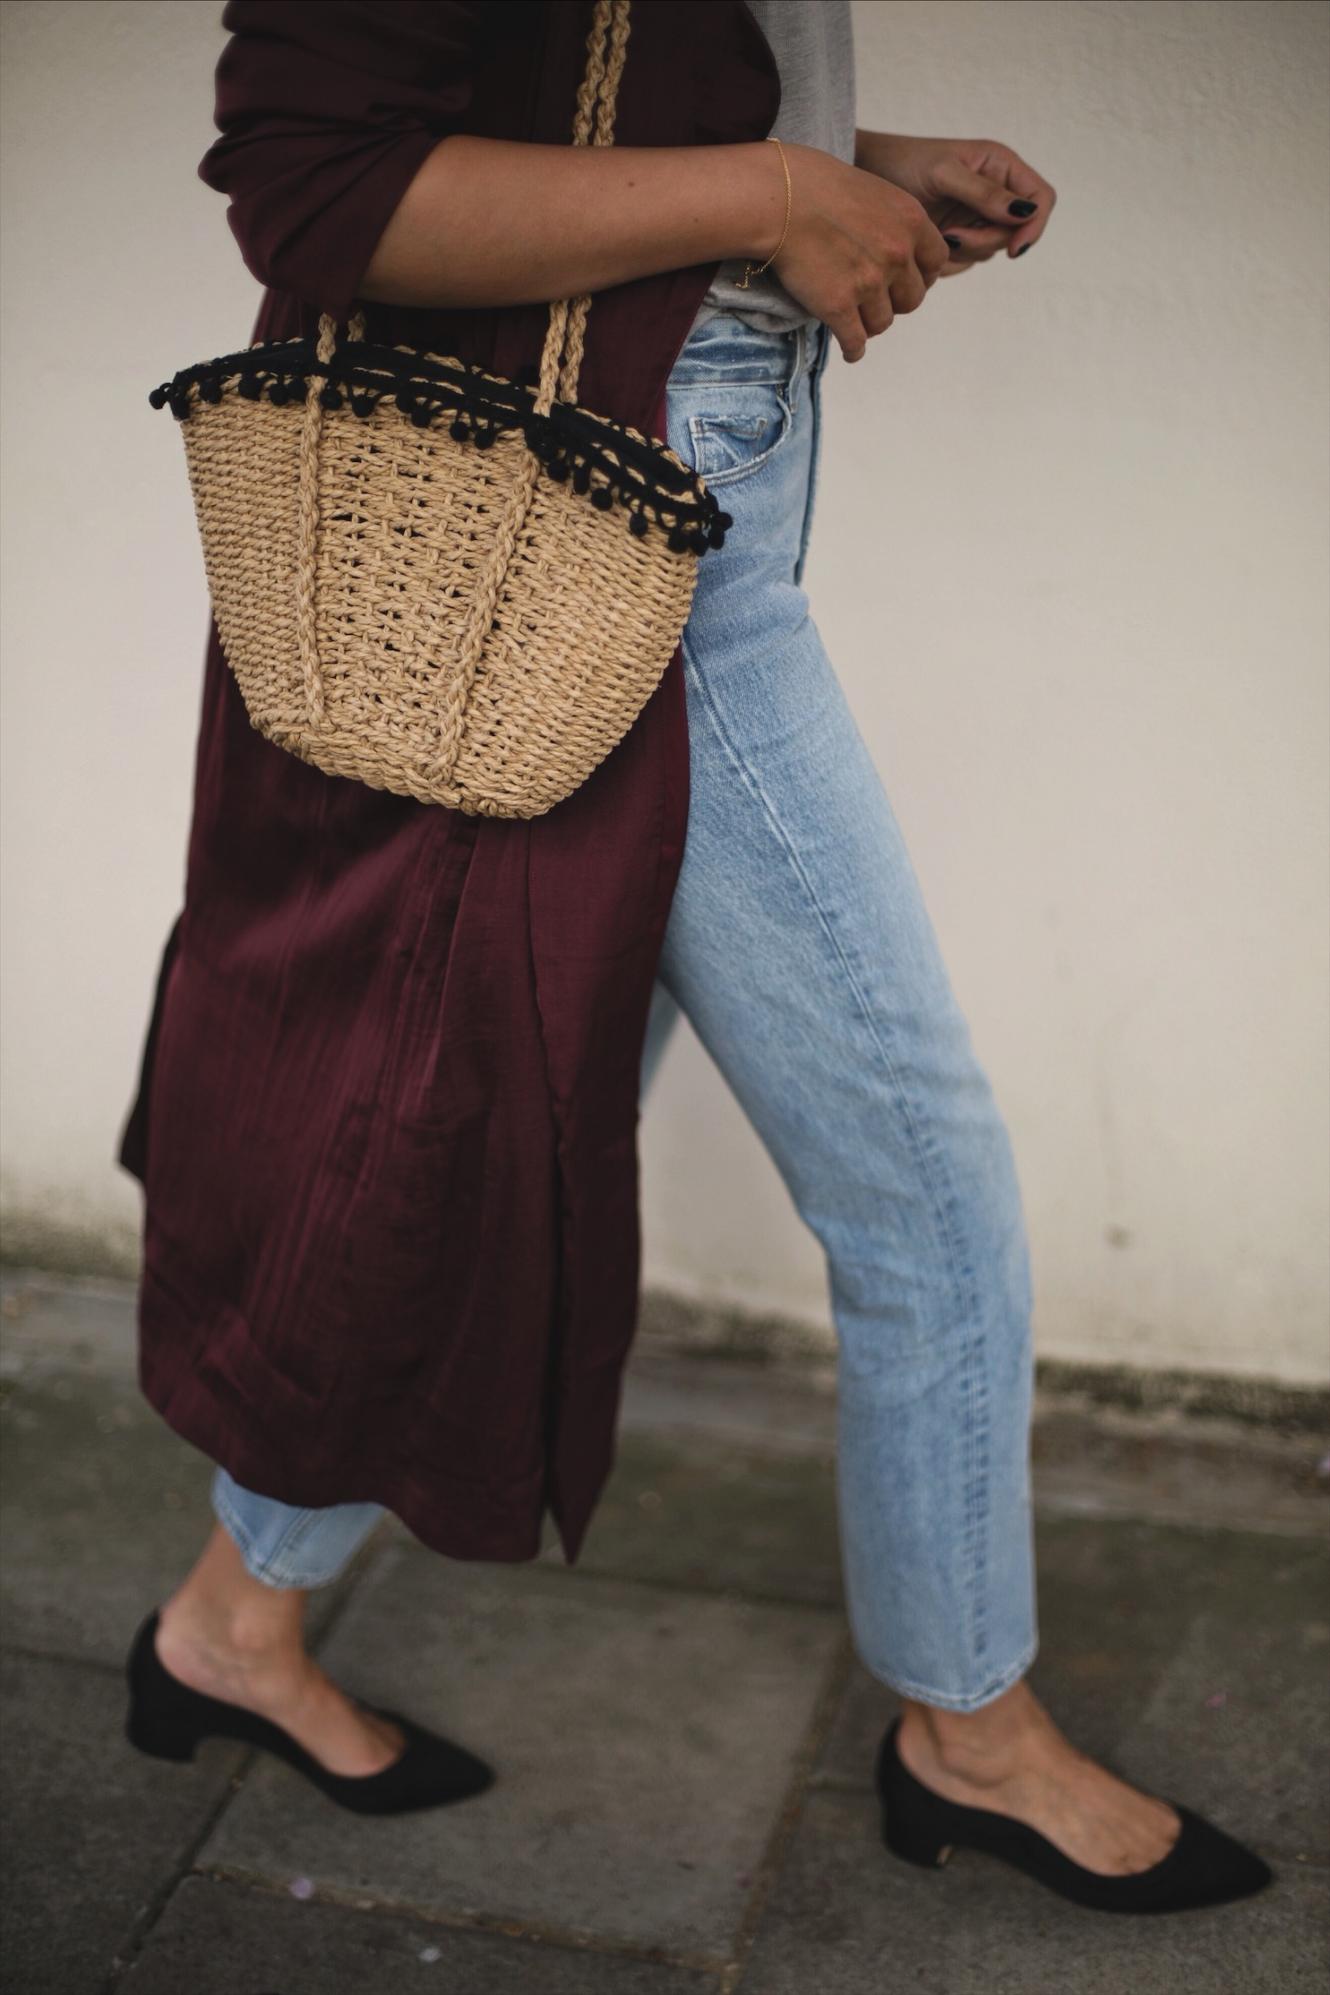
[147,0,731,819]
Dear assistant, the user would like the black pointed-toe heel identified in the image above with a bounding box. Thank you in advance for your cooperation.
[877,1717,1274,1913]
[125,1608,496,1817]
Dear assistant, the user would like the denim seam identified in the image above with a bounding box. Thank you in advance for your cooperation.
[259,1513,329,1582]
[679,628,991,1673]
[210,1473,282,1580]
[794,325,827,587]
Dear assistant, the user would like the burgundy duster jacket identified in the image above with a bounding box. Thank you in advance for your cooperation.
[118,1,780,1563]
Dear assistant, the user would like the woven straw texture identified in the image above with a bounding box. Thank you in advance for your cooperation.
[163,0,715,820]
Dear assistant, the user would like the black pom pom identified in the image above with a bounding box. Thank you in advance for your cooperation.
[267,380,288,405]
[667,526,689,554]
[628,509,649,537]
[237,376,263,401]
[148,387,168,410]
[716,511,734,531]
[199,377,223,405]
[351,394,376,419]
[707,518,727,549]
[688,528,709,555]
[590,484,613,511]
[474,425,496,449]
[546,456,570,482]
[168,394,192,422]
[395,390,415,414]
[571,461,592,495]
[410,405,432,427]
[319,384,343,410]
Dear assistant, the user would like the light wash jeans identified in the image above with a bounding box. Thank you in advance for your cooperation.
[211,309,1039,1712]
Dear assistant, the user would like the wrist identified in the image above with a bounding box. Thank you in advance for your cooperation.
[731,138,792,263]
[854,127,903,173]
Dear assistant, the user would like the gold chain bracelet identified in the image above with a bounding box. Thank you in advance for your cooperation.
[736,136,791,290]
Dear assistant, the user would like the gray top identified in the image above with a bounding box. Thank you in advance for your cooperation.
[689,0,857,336]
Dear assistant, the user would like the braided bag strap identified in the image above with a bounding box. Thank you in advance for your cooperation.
[297,0,633,755]
[539,0,631,411]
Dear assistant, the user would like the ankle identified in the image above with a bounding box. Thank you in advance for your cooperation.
[900,1682,1050,1781]
[159,1525,308,1666]
[160,1589,299,1663]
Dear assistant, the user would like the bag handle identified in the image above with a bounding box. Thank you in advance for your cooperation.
[297,0,632,741]
[325,0,631,409]
[538,0,631,411]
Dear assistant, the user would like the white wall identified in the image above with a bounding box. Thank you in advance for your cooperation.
[2,1,1326,1385]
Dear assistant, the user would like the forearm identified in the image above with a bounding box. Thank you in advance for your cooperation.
[359,134,787,309]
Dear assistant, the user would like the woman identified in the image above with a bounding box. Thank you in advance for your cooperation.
[121,0,1270,1911]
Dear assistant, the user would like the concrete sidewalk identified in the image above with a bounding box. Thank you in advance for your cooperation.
[1,1269,1326,1993]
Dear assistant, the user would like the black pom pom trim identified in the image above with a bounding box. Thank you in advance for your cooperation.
[147,333,737,557]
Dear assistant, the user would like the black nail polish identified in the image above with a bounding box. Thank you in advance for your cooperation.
[1015,242,1031,255]
[943,234,962,249]
[1009,199,1036,218]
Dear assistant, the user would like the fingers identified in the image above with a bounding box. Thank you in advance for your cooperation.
[934,153,1056,258]
[939,220,1009,263]
[833,240,945,360]
[828,306,869,363]
[859,293,895,340]
[915,222,952,284]
[886,256,931,315]
[1000,160,1056,254]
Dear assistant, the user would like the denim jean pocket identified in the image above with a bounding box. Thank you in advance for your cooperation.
[679,382,796,487]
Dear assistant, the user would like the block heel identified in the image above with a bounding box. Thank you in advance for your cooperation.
[125,1709,200,1763]
[880,1797,954,1870]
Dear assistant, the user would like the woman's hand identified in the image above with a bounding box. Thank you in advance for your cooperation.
[853,131,1056,276]
[767,143,952,363]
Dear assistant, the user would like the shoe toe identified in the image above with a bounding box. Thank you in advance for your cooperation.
[1171,1807,1274,1909]
[372,1708,496,1805]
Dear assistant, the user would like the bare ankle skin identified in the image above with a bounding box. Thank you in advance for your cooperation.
[899,1678,1050,1784]
[154,1524,403,1777]
[895,1677,1183,1878]
[157,1524,308,1678]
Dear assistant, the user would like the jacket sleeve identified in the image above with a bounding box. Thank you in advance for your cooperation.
[198,0,483,321]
